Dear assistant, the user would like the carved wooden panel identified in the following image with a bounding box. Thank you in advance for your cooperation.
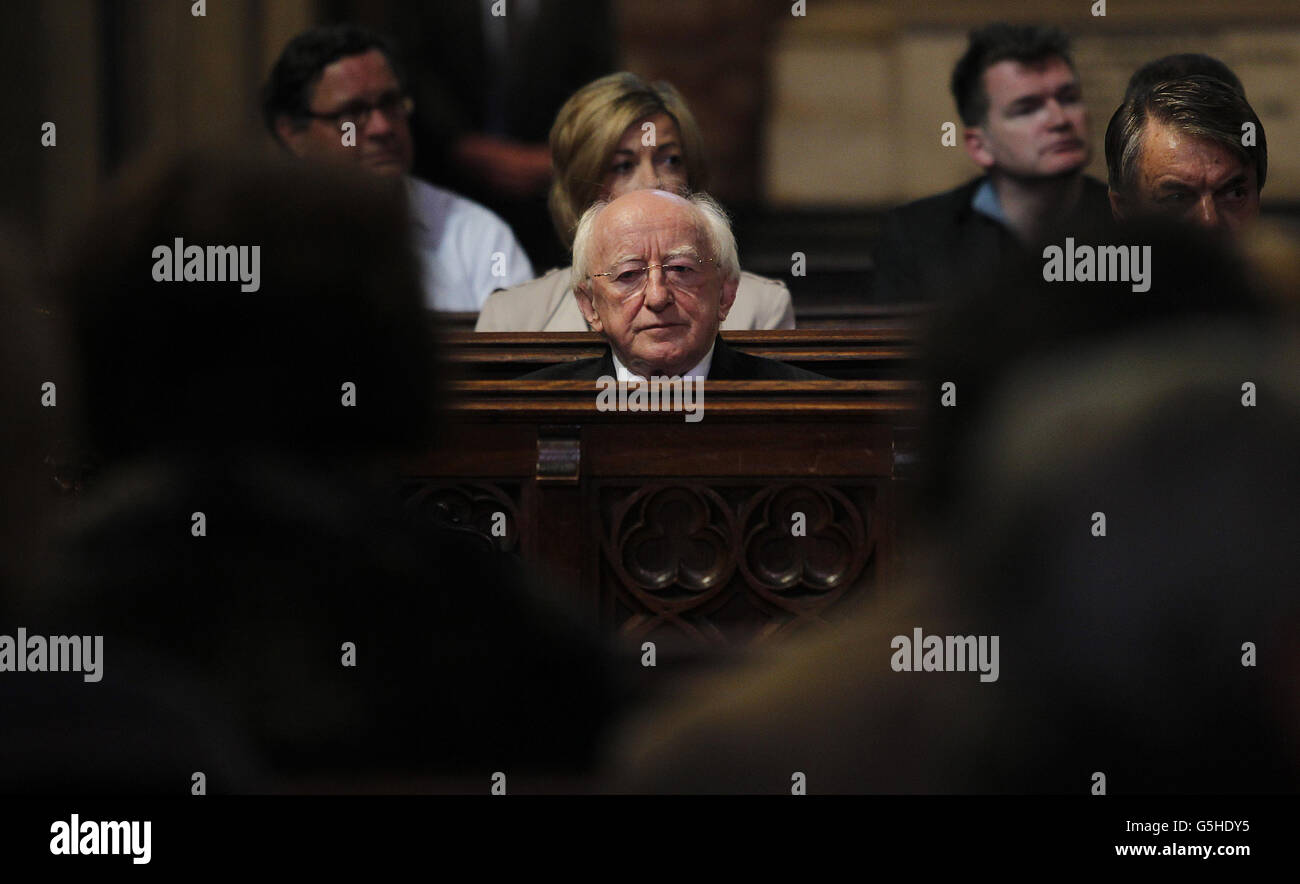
[599,481,880,649]
[399,373,919,650]
[401,480,523,555]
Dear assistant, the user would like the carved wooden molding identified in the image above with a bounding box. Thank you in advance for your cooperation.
[447,380,922,421]
[440,326,928,374]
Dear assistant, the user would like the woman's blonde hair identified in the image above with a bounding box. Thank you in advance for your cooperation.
[548,72,708,250]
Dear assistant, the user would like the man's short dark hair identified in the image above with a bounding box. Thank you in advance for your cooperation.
[951,23,1074,126]
[1124,53,1245,101]
[1105,75,1267,196]
[261,24,405,145]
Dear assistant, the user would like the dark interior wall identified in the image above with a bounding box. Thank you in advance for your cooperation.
[3,2,57,234]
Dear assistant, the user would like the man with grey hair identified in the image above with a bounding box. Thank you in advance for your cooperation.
[524,190,822,380]
[1106,75,1265,235]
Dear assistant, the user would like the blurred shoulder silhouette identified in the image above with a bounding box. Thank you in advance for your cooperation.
[9,150,628,792]
[613,222,1300,793]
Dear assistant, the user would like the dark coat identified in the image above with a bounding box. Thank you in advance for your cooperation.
[870,174,1115,303]
[522,335,828,380]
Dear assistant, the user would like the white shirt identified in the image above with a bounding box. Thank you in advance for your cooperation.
[405,176,534,312]
[611,342,715,381]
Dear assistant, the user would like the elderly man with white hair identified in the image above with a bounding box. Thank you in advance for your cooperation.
[524,190,823,381]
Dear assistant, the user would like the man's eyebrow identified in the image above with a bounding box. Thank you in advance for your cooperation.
[1006,80,1078,110]
[354,86,402,100]
[1006,94,1043,111]
[606,246,701,264]
[1218,173,1249,191]
[330,88,401,108]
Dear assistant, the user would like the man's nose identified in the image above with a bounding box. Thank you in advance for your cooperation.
[1193,194,1222,230]
[641,266,674,310]
[364,107,398,138]
[1044,99,1070,128]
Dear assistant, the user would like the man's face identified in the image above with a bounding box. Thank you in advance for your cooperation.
[1112,116,1260,234]
[599,112,690,201]
[965,57,1091,179]
[576,191,737,378]
[277,49,413,177]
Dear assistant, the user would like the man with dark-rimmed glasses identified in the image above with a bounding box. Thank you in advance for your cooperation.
[263,24,532,311]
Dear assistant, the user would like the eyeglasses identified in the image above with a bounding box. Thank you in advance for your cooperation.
[591,257,716,298]
[303,94,414,128]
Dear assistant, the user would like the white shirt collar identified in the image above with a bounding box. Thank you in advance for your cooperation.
[611,341,715,382]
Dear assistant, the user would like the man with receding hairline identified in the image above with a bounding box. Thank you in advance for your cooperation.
[525,190,823,381]
[1106,75,1265,236]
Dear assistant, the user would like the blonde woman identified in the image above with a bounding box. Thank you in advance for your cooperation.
[475,72,794,331]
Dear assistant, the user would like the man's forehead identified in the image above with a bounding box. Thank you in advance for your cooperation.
[1140,120,1252,186]
[594,199,704,253]
[313,49,398,101]
[984,56,1077,101]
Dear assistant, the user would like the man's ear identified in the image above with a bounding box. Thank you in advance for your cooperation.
[963,126,995,170]
[716,273,739,322]
[274,115,309,158]
[575,283,603,333]
[1108,188,1128,222]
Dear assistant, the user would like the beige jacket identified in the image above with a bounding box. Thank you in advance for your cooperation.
[475,266,796,331]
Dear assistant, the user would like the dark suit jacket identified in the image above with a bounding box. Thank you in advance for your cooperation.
[870,174,1115,303]
[522,335,827,380]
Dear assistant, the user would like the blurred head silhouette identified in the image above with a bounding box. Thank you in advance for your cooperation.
[60,148,440,468]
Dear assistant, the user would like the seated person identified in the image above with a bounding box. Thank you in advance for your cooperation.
[476,72,793,331]
[1106,74,1265,236]
[524,190,822,380]
[871,23,1112,303]
[262,24,533,311]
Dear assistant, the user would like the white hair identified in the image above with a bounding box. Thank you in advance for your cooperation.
[570,191,741,294]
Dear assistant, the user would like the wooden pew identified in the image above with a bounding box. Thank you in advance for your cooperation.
[399,379,923,653]
[437,327,926,380]
[432,299,931,333]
